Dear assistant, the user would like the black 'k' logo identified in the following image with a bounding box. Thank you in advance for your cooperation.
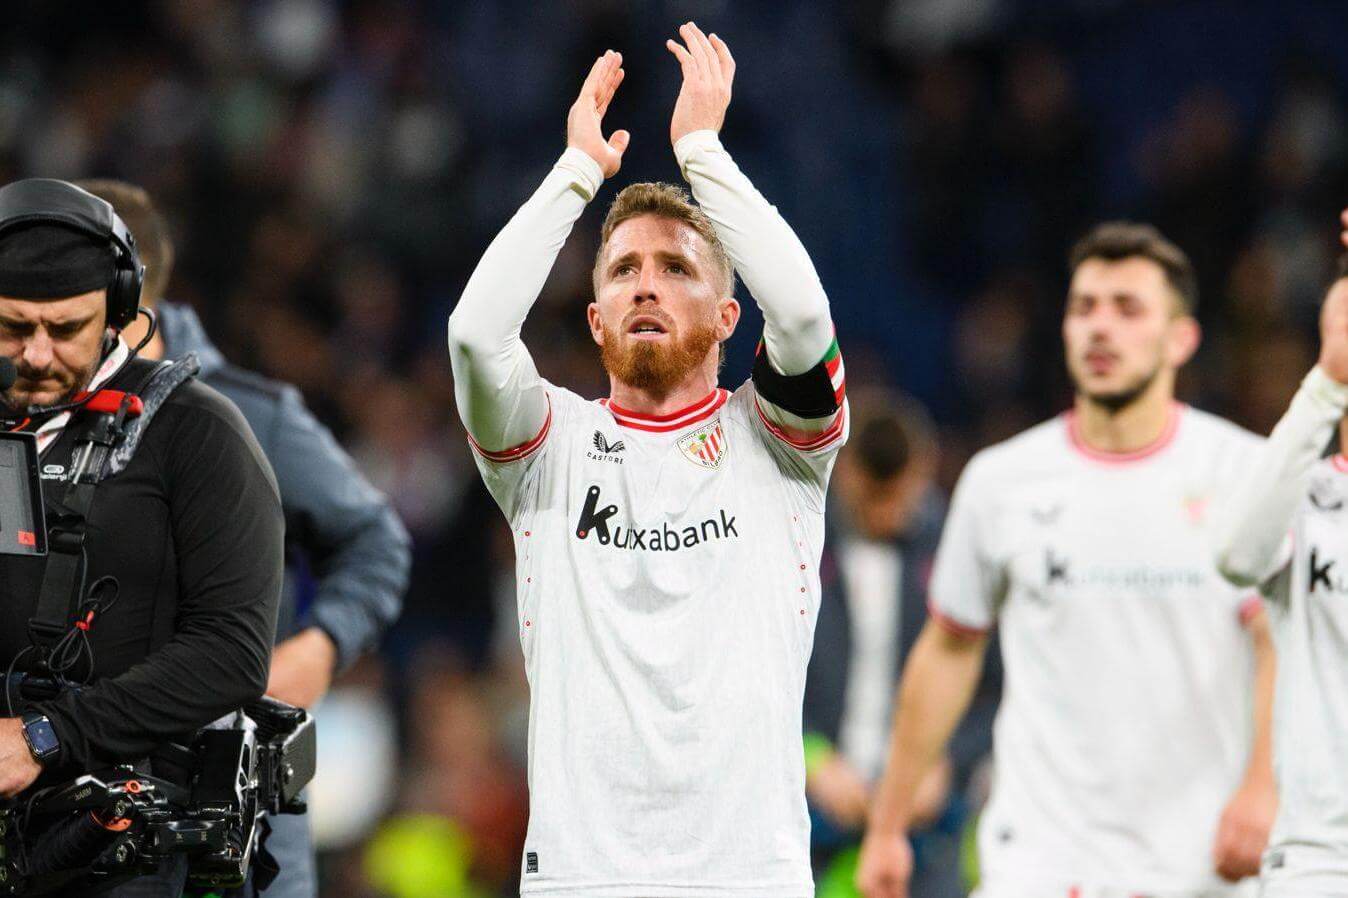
[1045,548,1070,584]
[593,431,625,455]
[1309,548,1336,594]
[576,485,619,544]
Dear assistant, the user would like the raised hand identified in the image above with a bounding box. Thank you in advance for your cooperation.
[567,50,629,179]
[1318,208,1348,384]
[665,22,735,147]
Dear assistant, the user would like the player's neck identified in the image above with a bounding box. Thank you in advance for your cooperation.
[607,368,720,417]
[1340,417,1348,460]
[1072,379,1176,455]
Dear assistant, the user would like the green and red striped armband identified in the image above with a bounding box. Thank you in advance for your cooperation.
[751,333,846,419]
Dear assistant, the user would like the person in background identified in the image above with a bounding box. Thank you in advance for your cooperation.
[1215,216,1348,895]
[80,179,412,898]
[805,392,1000,898]
[858,223,1277,898]
[0,177,284,898]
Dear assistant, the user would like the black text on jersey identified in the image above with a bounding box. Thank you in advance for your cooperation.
[574,484,740,551]
[1308,548,1348,595]
[587,430,625,464]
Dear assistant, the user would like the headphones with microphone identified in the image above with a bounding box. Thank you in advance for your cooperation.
[0,178,145,330]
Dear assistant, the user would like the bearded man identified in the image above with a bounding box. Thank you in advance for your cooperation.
[0,179,282,897]
[447,24,846,898]
[858,223,1276,898]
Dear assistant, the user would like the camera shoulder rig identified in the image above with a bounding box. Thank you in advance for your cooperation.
[1,696,316,896]
[27,353,200,651]
[1,352,317,896]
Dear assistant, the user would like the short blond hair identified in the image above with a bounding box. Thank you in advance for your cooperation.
[593,182,734,297]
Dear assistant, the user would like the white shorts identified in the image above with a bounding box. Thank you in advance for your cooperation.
[1261,871,1348,897]
[973,877,1259,898]
[1256,879,1348,895]
[1260,844,1348,896]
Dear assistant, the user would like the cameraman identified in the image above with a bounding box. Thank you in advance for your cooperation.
[0,179,284,896]
[77,180,411,898]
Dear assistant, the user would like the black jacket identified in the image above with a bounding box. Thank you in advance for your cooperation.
[804,489,1002,786]
[1,361,284,769]
[157,303,410,669]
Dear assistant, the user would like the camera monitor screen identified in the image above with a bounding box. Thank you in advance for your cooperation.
[0,431,46,556]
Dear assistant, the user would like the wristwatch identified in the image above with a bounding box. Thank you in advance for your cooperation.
[19,711,61,766]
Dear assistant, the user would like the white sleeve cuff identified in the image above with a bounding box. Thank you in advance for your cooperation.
[1303,365,1348,412]
[556,148,605,201]
[673,129,725,175]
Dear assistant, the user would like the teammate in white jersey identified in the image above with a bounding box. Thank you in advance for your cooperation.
[447,25,846,897]
[1215,216,1348,895]
[858,223,1277,898]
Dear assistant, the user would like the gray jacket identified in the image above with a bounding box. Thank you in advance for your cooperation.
[158,302,410,670]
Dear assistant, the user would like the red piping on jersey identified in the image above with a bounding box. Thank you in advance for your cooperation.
[754,397,847,451]
[1239,594,1264,627]
[1064,402,1183,464]
[468,396,552,462]
[1333,454,1348,474]
[926,599,990,639]
[601,388,729,432]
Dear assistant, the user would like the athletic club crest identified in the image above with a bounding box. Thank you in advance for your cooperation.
[678,419,728,469]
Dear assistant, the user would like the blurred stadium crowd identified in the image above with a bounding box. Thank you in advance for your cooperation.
[3,1,1348,895]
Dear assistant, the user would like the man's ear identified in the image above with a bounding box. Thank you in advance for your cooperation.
[96,291,117,344]
[587,302,605,347]
[1167,315,1201,368]
[715,297,740,343]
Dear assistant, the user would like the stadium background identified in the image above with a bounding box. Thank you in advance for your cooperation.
[4,0,1348,895]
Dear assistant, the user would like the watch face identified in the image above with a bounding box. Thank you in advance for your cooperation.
[25,717,59,757]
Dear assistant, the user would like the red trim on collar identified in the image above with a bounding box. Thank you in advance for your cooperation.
[601,389,729,432]
[1332,454,1348,474]
[1065,402,1184,465]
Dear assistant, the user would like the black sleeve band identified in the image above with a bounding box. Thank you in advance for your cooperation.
[751,347,841,419]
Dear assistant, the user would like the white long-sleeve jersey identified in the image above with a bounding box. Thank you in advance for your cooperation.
[1215,366,1348,893]
[447,130,839,457]
[447,132,846,897]
[932,405,1263,896]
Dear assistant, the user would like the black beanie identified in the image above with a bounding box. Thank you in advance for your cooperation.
[0,222,115,299]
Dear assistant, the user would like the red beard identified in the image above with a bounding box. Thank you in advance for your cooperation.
[600,311,718,396]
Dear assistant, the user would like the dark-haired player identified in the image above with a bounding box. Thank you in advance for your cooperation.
[859,224,1274,898]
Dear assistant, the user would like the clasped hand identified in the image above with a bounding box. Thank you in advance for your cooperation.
[566,22,736,179]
